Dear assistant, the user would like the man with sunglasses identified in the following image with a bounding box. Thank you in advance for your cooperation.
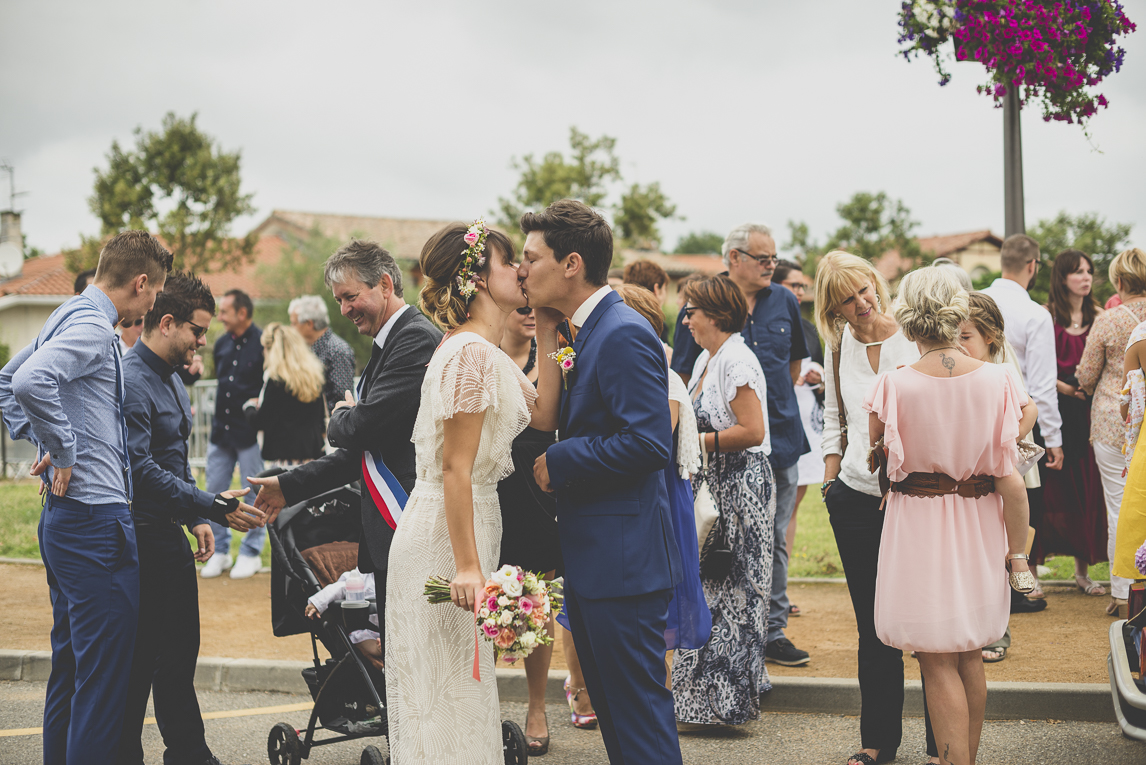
[118,271,263,765]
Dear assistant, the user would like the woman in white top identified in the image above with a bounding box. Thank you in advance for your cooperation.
[816,251,920,765]
[670,275,774,727]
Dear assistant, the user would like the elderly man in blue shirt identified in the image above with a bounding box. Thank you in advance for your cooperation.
[0,231,170,765]
[671,223,812,668]
[117,271,264,765]
[201,288,266,580]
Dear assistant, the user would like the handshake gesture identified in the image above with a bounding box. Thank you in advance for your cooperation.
[213,488,266,532]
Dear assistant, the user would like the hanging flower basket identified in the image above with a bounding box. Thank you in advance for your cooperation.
[897,0,1137,127]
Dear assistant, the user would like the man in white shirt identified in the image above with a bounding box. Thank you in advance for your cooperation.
[981,234,1064,472]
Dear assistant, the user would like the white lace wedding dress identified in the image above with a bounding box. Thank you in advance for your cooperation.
[385,333,536,764]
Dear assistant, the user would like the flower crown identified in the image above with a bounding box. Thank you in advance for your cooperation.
[455,219,490,302]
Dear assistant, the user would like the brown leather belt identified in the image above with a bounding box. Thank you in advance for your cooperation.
[890,472,996,500]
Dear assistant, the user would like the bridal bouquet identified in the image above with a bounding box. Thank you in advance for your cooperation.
[424,565,561,663]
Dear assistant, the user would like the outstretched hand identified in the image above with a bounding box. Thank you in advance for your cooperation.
[247,475,286,524]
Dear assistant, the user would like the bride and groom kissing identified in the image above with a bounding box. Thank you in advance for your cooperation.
[255,199,684,764]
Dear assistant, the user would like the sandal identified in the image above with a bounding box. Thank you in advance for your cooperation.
[1006,554,1035,594]
[1107,597,1128,617]
[525,711,549,756]
[1075,575,1106,596]
[846,748,898,765]
[982,646,1007,663]
[564,676,597,729]
[789,604,802,617]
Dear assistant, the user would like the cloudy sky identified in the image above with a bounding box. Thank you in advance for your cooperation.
[2,0,1143,255]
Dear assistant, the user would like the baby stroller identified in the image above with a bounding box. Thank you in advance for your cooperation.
[263,475,529,765]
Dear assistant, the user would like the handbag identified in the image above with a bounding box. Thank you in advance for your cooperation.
[833,343,849,455]
[693,444,719,558]
[697,438,733,581]
[1015,439,1045,477]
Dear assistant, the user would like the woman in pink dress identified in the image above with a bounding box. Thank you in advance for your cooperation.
[865,268,1032,765]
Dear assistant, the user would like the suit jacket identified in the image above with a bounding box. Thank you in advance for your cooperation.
[277,308,442,572]
[546,291,682,599]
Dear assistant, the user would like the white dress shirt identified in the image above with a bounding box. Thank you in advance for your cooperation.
[373,302,411,351]
[980,278,1062,448]
[570,285,613,328]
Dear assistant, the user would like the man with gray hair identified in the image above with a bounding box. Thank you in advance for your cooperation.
[672,223,812,667]
[289,294,356,415]
[249,240,441,659]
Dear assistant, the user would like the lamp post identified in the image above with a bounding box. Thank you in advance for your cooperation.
[1002,88,1025,237]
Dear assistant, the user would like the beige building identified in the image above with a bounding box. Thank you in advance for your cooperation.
[872,230,1004,283]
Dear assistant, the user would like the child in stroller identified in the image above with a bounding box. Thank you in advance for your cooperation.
[265,480,529,765]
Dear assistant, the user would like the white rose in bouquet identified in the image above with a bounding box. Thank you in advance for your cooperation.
[499,610,515,626]
[502,577,523,598]
[519,631,538,649]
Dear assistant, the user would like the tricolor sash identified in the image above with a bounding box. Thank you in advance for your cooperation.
[362,450,408,530]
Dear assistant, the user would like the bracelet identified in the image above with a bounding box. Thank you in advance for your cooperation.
[820,479,836,496]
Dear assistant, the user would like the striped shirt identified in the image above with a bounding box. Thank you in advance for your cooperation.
[0,286,130,504]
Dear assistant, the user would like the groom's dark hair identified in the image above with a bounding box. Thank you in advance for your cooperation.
[520,199,613,287]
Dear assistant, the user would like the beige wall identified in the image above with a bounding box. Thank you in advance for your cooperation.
[953,241,1002,281]
[0,302,63,355]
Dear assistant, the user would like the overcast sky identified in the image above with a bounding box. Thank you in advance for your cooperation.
[2,0,1143,256]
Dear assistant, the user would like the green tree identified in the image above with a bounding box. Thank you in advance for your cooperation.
[1027,211,1133,305]
[613,182,679,250]
[786,192,923,274]
[256,227,375,369]
[495,127,621,232]
[67,112,257,273]
[673,230,725,255]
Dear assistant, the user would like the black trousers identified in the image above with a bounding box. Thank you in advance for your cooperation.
[825,478,905,753]
[116,523,210,765]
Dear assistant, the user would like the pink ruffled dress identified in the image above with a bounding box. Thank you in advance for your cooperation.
[863,363,1023,654]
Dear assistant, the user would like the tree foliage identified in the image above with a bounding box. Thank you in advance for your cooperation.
[1022,211,1134,305]
[66,112,257,273]
[785,191,923,273]
[495,126,679,253]
[673,230,725,255]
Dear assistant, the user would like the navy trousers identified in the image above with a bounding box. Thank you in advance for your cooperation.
[39,494,139,765]
[563,582,682,765]
[116,523,210,765]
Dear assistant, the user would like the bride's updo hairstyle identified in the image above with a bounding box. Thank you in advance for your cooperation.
[418,223,516,331]
[893,266,970,346]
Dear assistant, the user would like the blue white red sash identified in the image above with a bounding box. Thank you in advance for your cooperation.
[362,450,408,530]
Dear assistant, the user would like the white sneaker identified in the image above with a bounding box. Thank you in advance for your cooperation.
[230,553,262,580]
[200,553,232,579]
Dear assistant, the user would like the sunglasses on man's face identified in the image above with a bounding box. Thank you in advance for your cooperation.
[182,318,209,339]
[515,307,533,315]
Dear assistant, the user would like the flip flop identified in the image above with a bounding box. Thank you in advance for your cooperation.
[982,646,1007,663]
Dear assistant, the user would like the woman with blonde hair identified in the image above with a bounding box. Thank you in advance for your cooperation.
[1077,247,1146,616]
[243,322,327,467]
[816,250,919,765]
[866,267,1031,765]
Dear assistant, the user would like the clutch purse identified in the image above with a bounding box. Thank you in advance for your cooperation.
[1016,439,1045,477]
[693,441,718,557]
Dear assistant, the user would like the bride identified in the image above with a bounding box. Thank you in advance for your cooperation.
[385,220,559,763]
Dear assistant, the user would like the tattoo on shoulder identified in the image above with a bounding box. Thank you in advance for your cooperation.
[940,353,956,376]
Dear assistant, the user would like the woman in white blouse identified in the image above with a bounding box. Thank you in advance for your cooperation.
[671,275,775,727]
[816,251,920,765]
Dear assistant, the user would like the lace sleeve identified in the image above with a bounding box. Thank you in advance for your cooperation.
[669,371,701,477]
[721,357,766,404]
[437,339,500,418]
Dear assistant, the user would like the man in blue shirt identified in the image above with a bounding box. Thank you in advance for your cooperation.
[0,230,170,765]
[118,272,264,765]
[201,288,266,580]
[671,223,812,667]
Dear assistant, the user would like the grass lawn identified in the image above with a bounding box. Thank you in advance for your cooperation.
[0,477,1113,583]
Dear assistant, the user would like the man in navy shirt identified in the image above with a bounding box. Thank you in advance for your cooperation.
[119,271,263,765]
[201,289,266,580]
[672,224,812,667]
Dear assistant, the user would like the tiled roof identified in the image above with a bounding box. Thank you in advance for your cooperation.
[619,250,725,278]
[917,230,1002,257]
[0,253,75,297]
[252,210,456,262]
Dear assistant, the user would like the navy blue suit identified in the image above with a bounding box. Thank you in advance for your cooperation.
[546,291,683,765]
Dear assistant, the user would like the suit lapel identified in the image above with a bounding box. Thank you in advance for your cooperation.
[559,291,622,424]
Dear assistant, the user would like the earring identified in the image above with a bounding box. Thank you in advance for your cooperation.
[876,294,883,309]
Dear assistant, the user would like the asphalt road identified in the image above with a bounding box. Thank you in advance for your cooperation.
[1,681,1142,765]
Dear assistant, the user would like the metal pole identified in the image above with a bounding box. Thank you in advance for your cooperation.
[1003,88,1025,236]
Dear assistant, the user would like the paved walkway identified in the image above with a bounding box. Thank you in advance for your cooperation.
[2,681,1141,764]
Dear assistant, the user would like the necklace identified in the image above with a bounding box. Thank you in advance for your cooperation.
[920,346,958,359]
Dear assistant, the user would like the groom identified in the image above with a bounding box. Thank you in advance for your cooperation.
[521,200,683,765]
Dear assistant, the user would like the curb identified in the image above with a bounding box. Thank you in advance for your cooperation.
[0,651,1115,724]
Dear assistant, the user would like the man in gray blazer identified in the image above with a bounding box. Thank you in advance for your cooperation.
[249,240,441,656]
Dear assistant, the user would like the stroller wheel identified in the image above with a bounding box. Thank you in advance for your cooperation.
[502,719,528,764]
[360,744,390,765]
[268,722,302,765]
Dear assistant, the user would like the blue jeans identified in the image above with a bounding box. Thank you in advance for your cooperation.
[40,494,139,765]
[205,441,265,558]
[767,460,800,644]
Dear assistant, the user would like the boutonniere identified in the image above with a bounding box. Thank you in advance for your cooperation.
[548,347,576,389]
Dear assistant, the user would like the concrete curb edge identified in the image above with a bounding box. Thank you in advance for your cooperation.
[0,651,1116,724]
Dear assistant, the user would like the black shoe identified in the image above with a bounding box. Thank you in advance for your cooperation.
[1010,595,1047,614]
[198,756,251,765]
[765,637,810,666]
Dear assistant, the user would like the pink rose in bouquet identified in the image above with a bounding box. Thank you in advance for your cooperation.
[495,627,517,649]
